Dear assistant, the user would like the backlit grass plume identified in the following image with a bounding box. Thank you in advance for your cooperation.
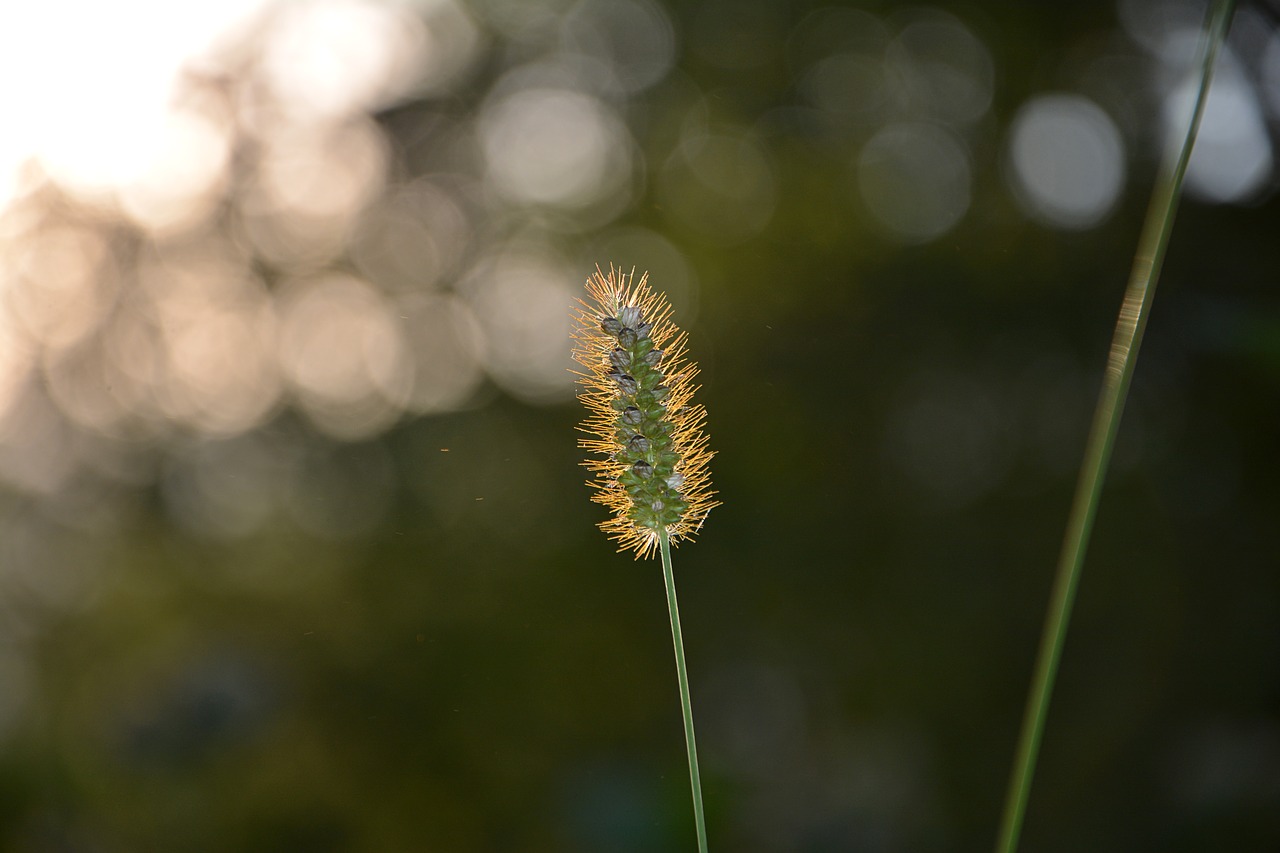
[572,265,716,852]
[571,266,718,558]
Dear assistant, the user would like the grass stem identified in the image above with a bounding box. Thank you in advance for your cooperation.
[660,526,708,853]
[994,3,1235,851]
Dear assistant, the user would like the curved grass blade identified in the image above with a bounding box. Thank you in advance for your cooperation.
[994,2,1237,851]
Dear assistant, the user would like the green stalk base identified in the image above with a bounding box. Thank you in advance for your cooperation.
[660,527,708,853]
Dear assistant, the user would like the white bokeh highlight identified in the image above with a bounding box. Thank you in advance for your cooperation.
[857,123,971,243]
[1007,94,1126,230]
[1168,68,1273,204]
[480,88,632,209]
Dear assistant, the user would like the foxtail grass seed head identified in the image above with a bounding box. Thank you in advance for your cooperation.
[572,267,718,559]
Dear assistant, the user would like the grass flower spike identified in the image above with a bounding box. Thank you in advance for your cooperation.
[572,267,718,558]
[572,265,716,852]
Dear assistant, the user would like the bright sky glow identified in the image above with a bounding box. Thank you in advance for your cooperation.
[0,0,267,205]
[0,0,1272,540]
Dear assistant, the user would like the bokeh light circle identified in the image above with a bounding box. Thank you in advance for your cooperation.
[887,10,994,126]
[1007,94,1126,230]
[1168,69,1273,204]
[464,251,576,404]
[480,88,632,209]
[561,0,676,95]
[276,273,410,440]
[857,122,970,243]
[658,131,777,244]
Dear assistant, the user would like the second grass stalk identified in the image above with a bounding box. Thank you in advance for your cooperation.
[994,2,1235,851]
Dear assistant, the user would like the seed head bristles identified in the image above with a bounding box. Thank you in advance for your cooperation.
[572,266,719,559]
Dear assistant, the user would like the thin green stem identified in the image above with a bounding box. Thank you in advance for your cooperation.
[994,3,1235,852]
[660,526,708,853]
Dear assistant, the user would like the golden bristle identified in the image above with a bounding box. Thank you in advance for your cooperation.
[571,266,718,558]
